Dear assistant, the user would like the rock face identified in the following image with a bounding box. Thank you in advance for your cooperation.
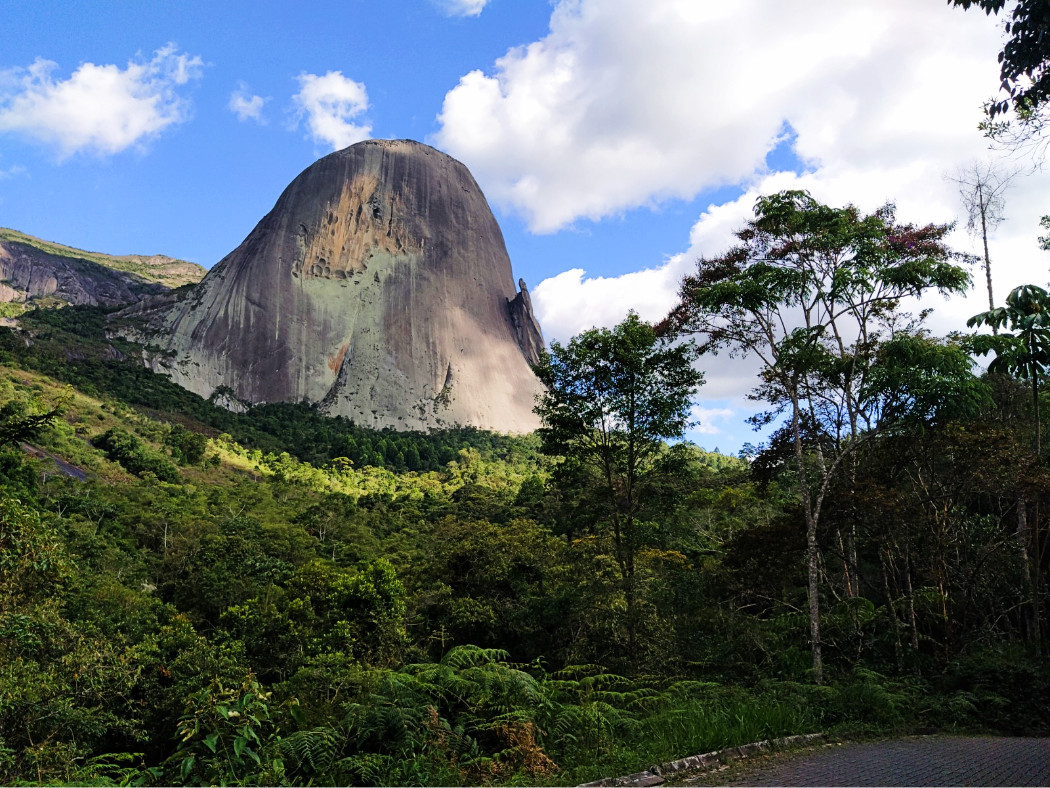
[118,139,545,433]
[0,233,204,308]
[0,228,204,308]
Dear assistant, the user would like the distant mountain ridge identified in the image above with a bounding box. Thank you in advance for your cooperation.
[0,227,205,308]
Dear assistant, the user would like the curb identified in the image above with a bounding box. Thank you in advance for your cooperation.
[577,732,827,787]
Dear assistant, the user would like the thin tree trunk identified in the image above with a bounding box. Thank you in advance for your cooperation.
[806,519,822,683]
[880,548,904,672]
[905,547,920,666]
[790,398,823,684]
[624,505,638,674]
[979,190,996,327]
[1017,498,1039,643]
[1034,376,1042,651]
[836,527,855,597]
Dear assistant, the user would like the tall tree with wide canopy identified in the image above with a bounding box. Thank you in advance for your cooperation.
[662,190,972,682]
[533,312,703,671]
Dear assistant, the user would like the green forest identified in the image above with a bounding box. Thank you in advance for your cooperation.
[3,4,1050,784]
[5,189,1050,786]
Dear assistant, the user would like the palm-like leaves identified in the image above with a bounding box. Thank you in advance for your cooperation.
[969,284,1050,378]
[969,284,1050,455]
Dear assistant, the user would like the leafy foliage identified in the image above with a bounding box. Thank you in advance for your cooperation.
[534,312,703,671]
[1,304,541,473]
[665,189,972,683]
[950,0,1050,120]
[93,427,181,482]
[1,208,1050,785]
[0,397,61,448]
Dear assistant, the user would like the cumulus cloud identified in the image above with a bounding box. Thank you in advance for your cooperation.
[689,406,735,436]
[532,264,682,343]
[434,0,1006,234]
[439,0,1050,449]
[0,44,202,157]
[488,0,1049,344]
[437,0,490,17]
[229,83,267,122]
[292,71,371,151]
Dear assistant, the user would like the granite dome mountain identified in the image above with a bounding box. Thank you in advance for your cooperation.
[115,139,545,433]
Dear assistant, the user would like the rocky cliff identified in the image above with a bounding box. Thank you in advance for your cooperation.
[0,228,205,308]
[115,139,545,433]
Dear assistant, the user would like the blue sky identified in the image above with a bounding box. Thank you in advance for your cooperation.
[2,0,1048,451]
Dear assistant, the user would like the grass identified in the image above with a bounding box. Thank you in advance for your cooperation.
[551,684,824,786]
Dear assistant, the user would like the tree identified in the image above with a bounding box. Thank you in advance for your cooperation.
[533,312,703,670]
[969,283,1050,643]
[970,284,1050,457]
[947,160,1018,315]
[663,190,971,682]
[0,399,60,448]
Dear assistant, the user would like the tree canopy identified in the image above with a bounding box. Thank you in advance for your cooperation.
[664,189,973,682]
[533,312,704,670]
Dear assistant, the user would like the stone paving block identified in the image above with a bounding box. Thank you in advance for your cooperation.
[720,735,1050,787]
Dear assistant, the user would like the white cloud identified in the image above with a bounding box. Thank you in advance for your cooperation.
[434,0,1007,234]
[689,405,735,436]
[439,0,1050,450]
[492,0,1050,343]
[292,71,371,151]
[532,264,683,343]
[0,44,202,158]
[437,0,490,17]
[229,83,267,122]
[0,164,26,180]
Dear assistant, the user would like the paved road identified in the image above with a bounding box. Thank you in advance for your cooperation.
[20,441,88,481]
[700,736,1050,786]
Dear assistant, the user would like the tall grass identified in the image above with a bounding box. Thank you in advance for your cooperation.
[552,683,822,785]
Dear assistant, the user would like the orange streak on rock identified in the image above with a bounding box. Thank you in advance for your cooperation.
[328,341,350,374]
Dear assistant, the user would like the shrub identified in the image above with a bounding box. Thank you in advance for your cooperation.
[92,428,179,483]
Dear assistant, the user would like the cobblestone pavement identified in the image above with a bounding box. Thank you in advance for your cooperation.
[688,736,1050,786]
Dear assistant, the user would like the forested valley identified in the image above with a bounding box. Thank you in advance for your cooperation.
[5,0,1050,786]
[3,196,1050,786]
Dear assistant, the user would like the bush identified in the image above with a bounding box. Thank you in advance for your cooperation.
[936,647,1050,734]
[166,423,208,465]
[92,428,179,482]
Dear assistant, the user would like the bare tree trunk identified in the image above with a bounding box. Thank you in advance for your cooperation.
[1018,498,1040,643]
[880,548,904,672]
[948,160,1016,333]
[790,399,823,684]
[905,547,920,667]
[806,518,822,683]
[978,182,996,318]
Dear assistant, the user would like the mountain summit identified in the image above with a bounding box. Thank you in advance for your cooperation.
[117,139,544,432]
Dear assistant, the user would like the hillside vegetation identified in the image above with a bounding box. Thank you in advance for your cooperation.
[0,296,1048,787]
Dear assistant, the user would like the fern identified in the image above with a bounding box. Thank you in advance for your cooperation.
[281,726,339,779]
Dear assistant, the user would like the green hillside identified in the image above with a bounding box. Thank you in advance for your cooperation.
[0,302,1048,786]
